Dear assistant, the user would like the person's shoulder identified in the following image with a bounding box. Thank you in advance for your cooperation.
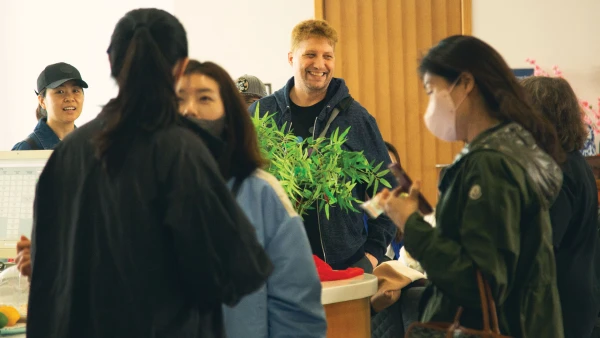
[149,125,214,169]
[343,98,375,123]
[563,151,595,190]
[252,95,280,115]
[62,117,102,140]
[246,169,298,218]
[337,99,379,136]
[258,94,279,104]
[464,150,520,172]
[11,141,32,151]
[54,118,104,153]
[460,150,530,190]
[330,78,369,116]
[155,123,207,148]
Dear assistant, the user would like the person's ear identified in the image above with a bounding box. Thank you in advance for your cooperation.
[459,72,475,94]
[38,94,46,110]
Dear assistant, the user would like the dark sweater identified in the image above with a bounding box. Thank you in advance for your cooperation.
[551,150,600,338]
[249,77,397,267]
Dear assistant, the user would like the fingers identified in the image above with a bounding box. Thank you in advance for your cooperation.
[16,237,31,252]
[15,248,29,264]
[380,188,390,196]
[16,250,32,277]
[379,188,391,201]
[19,261,32,278]
[391,186,404,197]
[17,259,31,273]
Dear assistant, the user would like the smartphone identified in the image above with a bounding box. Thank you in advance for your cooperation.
[388,163,434,215]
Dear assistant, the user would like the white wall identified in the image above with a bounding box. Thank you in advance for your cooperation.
[7,1,594,150]
[0,0,176,150]
[174,0,314,94]
[0,0,313,150]
[472,0,600,124]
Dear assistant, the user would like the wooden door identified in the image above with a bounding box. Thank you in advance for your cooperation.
[315,0,472,203]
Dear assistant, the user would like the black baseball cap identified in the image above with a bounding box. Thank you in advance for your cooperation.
[36,62,88,95]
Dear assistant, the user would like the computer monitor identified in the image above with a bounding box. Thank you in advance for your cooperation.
[0,151,52,260]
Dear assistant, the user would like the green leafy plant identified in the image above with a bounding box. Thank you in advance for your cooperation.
[252,105,391,219]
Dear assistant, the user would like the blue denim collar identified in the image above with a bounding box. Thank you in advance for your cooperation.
[31,118,61,150]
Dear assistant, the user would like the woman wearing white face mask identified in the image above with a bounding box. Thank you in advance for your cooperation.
[375,35,565,338]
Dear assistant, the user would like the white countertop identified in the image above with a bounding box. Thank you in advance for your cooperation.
[7,274,379,334]
[321,273,378,305]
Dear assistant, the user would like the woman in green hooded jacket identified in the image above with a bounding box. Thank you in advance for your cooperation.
[378,35,565,338]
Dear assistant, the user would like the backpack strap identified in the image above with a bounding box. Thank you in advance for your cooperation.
[338,95,354,111]
[317,95,354,139]
[317,107,340,139]
[23,134,42,150]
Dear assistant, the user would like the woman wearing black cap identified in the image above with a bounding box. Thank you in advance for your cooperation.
[12,62,87,150]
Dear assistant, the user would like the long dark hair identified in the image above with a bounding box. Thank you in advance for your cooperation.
[95,8,188,173]
[183,60,267,182]
[419,35,565,163]
[521,77,587,153]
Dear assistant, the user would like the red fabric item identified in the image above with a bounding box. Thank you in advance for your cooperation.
[313,255,364,281]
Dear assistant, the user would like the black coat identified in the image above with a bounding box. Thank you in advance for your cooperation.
[551,151,600,338]
[26,115,273,338]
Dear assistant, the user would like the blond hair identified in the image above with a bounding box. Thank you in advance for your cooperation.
[291,19,338,51]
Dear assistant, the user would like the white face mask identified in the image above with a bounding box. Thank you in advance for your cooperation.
[423,80,466,142]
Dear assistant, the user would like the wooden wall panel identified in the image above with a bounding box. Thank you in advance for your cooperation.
[318,0,471,203]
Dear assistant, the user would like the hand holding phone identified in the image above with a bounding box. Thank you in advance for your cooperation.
[387,163,434,215]
[360,163,434,218]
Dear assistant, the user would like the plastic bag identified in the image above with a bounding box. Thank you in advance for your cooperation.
[0,266,28,318]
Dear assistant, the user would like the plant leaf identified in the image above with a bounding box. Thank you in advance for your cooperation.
[380,178,392,189]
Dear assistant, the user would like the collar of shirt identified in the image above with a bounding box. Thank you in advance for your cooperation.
[33,118,76,149]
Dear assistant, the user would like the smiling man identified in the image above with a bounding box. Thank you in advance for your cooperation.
[249,20,396,272]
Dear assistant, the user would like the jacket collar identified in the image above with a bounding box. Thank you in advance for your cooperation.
[33,118,61,150]
[273,77,350,122]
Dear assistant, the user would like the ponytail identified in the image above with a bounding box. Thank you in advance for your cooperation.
[95,9,188,175]
[35,105,46,121]
[35,89,47,121]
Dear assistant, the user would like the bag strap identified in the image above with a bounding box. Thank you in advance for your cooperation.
[476,270,492,332]
[450,270,501,335]
[24,135,42,150]
[482,272,502,333]
[317,95,353,139]
[317,107,340,139]
[307,96,352,158]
